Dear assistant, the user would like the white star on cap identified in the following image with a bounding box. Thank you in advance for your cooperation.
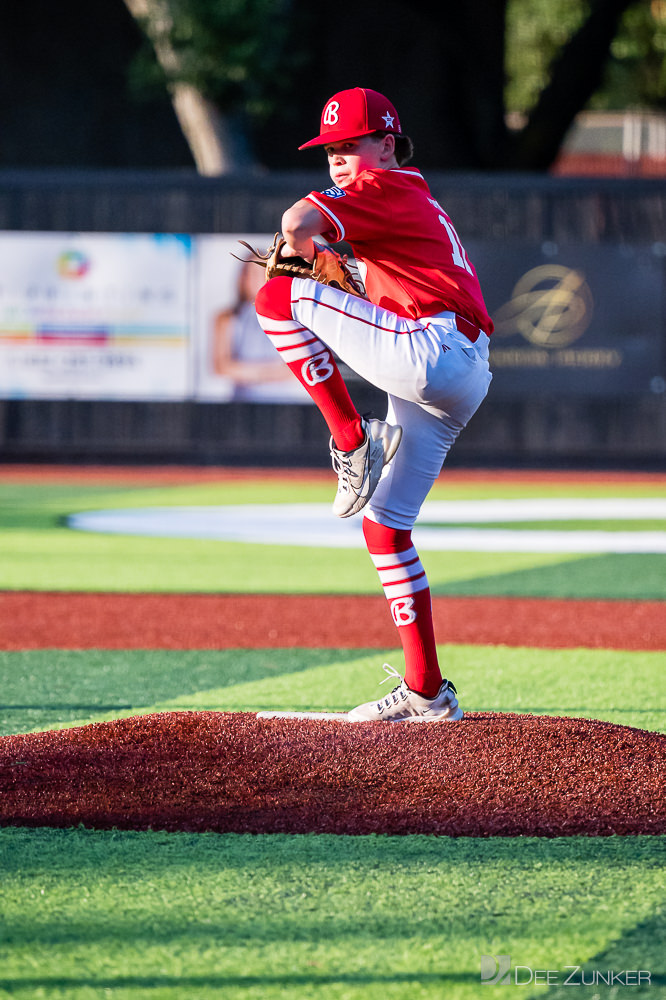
[382,112,395,128]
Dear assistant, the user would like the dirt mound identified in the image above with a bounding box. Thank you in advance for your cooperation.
[0,712,664,836]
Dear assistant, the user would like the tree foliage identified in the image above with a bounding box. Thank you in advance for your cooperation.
[601,0,666,107]
[506,0,666,113]
[127,0,665,172]
[505,0,588,114]
[130,0,304,119]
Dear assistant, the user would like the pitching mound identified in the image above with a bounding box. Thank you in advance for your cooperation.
[1,712,664,837]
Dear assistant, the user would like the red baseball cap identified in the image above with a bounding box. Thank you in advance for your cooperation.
[298,88,401,149]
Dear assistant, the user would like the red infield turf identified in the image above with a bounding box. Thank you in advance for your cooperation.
[1,465,664,836]
[1,592,664,651]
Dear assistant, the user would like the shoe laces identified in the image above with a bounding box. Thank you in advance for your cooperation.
[377,663,458,703]
[330,447,355,494]
[379,663,403,687]
[377,663,407,707]
[330,433,369,495]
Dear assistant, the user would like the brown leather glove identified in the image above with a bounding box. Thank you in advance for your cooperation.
[235,233,366,298]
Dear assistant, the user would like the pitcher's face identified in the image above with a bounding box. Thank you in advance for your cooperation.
[325,135,396,187]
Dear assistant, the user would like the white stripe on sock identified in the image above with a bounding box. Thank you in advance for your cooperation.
[370,547,429,597]
[370,546,420,570]
[255,314,305,333]
[276,340,327,363]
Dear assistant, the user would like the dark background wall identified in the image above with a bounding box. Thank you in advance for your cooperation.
[0,0,192,170]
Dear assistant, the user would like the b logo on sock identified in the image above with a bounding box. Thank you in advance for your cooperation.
[302,351,335,385]
[390,597,417,627]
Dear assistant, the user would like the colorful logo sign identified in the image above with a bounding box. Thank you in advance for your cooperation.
[57,250,90,280]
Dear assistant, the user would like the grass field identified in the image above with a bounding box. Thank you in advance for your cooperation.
[2,478,666,597]
[0,469,664,999]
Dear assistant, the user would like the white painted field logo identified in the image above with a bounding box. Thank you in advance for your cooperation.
[480,955,651,987]
[390,597,417,627]
[323,100,340,125]
[302,351,334,385]
[69,498,666,553]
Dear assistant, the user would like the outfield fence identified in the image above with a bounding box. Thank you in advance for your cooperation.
[0,169,664,468]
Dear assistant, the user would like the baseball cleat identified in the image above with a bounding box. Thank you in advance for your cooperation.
[348,663,464,723]
[330,417,402,518]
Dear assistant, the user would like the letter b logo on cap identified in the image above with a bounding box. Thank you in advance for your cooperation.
[323,100,340,126]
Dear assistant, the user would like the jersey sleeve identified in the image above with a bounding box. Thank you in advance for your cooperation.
[304,171,390,244]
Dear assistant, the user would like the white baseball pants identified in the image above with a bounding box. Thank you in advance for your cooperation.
[284,278,492,530]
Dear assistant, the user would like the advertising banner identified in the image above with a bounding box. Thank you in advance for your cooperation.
[0,232,662,403]
[193,234,311,403]
[472,241,664,396]
[0,232,191,399]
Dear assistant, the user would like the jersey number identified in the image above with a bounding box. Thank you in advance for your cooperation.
[429,197,474,275]
[439,214,474,275]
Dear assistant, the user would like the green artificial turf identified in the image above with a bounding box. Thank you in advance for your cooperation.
[0,829,663,1000]
[1,477,665,596]
[0,645,663,738]
[1,471,664,1000]
[3,477,666,527]
[431,551,666,599]
[2,527,666,597]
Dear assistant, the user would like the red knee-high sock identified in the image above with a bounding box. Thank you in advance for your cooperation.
[363,517,443,698]
[254,276,364,451]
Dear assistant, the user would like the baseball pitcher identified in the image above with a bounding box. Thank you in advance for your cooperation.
[252,87,493,721]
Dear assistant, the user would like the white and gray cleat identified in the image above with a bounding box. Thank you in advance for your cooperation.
[348,663,464,722]
[330,417,402,518]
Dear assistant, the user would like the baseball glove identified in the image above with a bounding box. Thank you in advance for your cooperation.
[235,233,366,298]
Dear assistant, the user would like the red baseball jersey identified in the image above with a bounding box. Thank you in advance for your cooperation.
[305,166,493,333]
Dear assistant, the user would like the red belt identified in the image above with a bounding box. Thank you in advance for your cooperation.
[455,314,482,343]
